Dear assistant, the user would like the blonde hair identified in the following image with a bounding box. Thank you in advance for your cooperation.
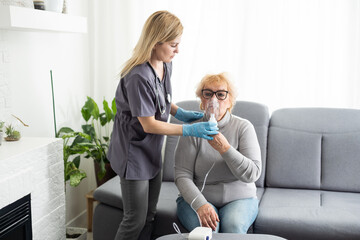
[195,72,237,112]
[120,11,183,77]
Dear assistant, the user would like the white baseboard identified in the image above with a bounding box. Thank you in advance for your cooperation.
[66,209,87,228]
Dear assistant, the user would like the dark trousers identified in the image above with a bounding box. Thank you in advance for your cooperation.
[115,172,162,240]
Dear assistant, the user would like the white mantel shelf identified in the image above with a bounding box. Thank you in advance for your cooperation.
[0,5,87,33]
[0,137,60,160]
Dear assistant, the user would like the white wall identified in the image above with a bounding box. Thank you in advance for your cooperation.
[0,0,96,228]
[92,0,360,113]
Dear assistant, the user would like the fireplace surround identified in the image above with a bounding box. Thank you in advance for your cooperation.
[0,137,64,240]
[0,194,32,240]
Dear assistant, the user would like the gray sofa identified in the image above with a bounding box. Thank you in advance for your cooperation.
[93,100,360,240]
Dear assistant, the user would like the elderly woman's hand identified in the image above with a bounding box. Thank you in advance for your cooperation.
[208,132,231,154]
[196,203,219,231]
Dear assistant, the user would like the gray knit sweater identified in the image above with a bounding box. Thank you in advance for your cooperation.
[174,111,262,210]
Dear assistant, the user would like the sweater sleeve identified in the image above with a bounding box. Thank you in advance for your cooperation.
[221,122,262,183]
[174,136,207,211]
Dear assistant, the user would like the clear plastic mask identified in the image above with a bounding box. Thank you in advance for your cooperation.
[205,99,220,122]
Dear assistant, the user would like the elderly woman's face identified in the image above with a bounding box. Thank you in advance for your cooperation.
[201,81,231,121]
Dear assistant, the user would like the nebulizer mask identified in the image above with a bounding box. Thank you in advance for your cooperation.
[205,99,219,126]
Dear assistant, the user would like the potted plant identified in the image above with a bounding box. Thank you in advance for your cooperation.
[65,227,87,240]
[0,121,4,145]
[57,129,89,187]
[57,96,117,187]
[4,123,21,141]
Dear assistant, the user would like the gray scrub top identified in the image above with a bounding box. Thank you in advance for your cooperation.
[107,62,172,180]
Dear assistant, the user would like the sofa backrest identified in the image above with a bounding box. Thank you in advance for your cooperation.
[266,108,360,192]
[162,100,270,188]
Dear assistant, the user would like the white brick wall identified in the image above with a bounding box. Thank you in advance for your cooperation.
[0,30,11,120]
[0,137,65,240]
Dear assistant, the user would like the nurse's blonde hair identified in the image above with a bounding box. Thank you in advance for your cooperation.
[195,72,237,112]
[120,10,183,77]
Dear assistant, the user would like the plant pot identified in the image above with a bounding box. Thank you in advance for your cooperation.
[66,227,87,240]
[94,162,117,187]
[4,136,20,141]
[0,132,3,146]
[46,0,64,13]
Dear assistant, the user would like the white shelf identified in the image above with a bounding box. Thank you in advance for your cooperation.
[0,137,61,161]
[0,5,87,33]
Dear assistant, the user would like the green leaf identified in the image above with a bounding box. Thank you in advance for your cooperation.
[57,127,74,137]
[76,142,96,149]
[64,161,73,181]
[112,98,117,116]
[89,149,102,161]
[103,99,114,123]
[99,113,107,126]
[69,171,87,187]
[12,131,21,138]
[90,97,100,120]
[81,97,93,122]
[78,132,92,140]
[82,124,96,139]
[71,135,88,146]
[73,155,81,169]
[68,146,88,155]
[61,132,77,139]
[81,96,100,121]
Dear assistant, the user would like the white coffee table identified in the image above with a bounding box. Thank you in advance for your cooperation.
[156,233,287,240]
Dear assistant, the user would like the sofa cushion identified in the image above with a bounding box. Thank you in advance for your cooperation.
[256,187,265,200]
[266,127,322,189]
[322,132,360,192]
[268,108,360,133]
[162,134,181,182]
[93,176,122,209]
[267,108,360,191]
[93,203,123,240]
[254,188,360,240]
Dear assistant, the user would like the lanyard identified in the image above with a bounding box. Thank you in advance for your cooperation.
[147,62,171,115]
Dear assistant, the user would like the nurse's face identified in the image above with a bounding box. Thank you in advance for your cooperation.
[201,82,231,121]
[153,35,181,63]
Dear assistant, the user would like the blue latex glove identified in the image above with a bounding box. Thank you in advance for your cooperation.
[183,122,219,140]
[174,107,204,123]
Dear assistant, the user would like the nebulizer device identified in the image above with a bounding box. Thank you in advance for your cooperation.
[206,99,219,126]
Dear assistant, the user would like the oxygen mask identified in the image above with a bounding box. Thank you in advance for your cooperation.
[205,99,219,125]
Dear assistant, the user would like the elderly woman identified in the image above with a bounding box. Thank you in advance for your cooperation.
[174,73,262,233]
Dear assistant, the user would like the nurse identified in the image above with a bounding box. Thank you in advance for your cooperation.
[107,11,218,240]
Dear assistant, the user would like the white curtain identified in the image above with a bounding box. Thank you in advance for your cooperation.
[90,0,360,112]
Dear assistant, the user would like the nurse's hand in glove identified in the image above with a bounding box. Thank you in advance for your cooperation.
[174,107,204,123]
[183,122,218,140]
